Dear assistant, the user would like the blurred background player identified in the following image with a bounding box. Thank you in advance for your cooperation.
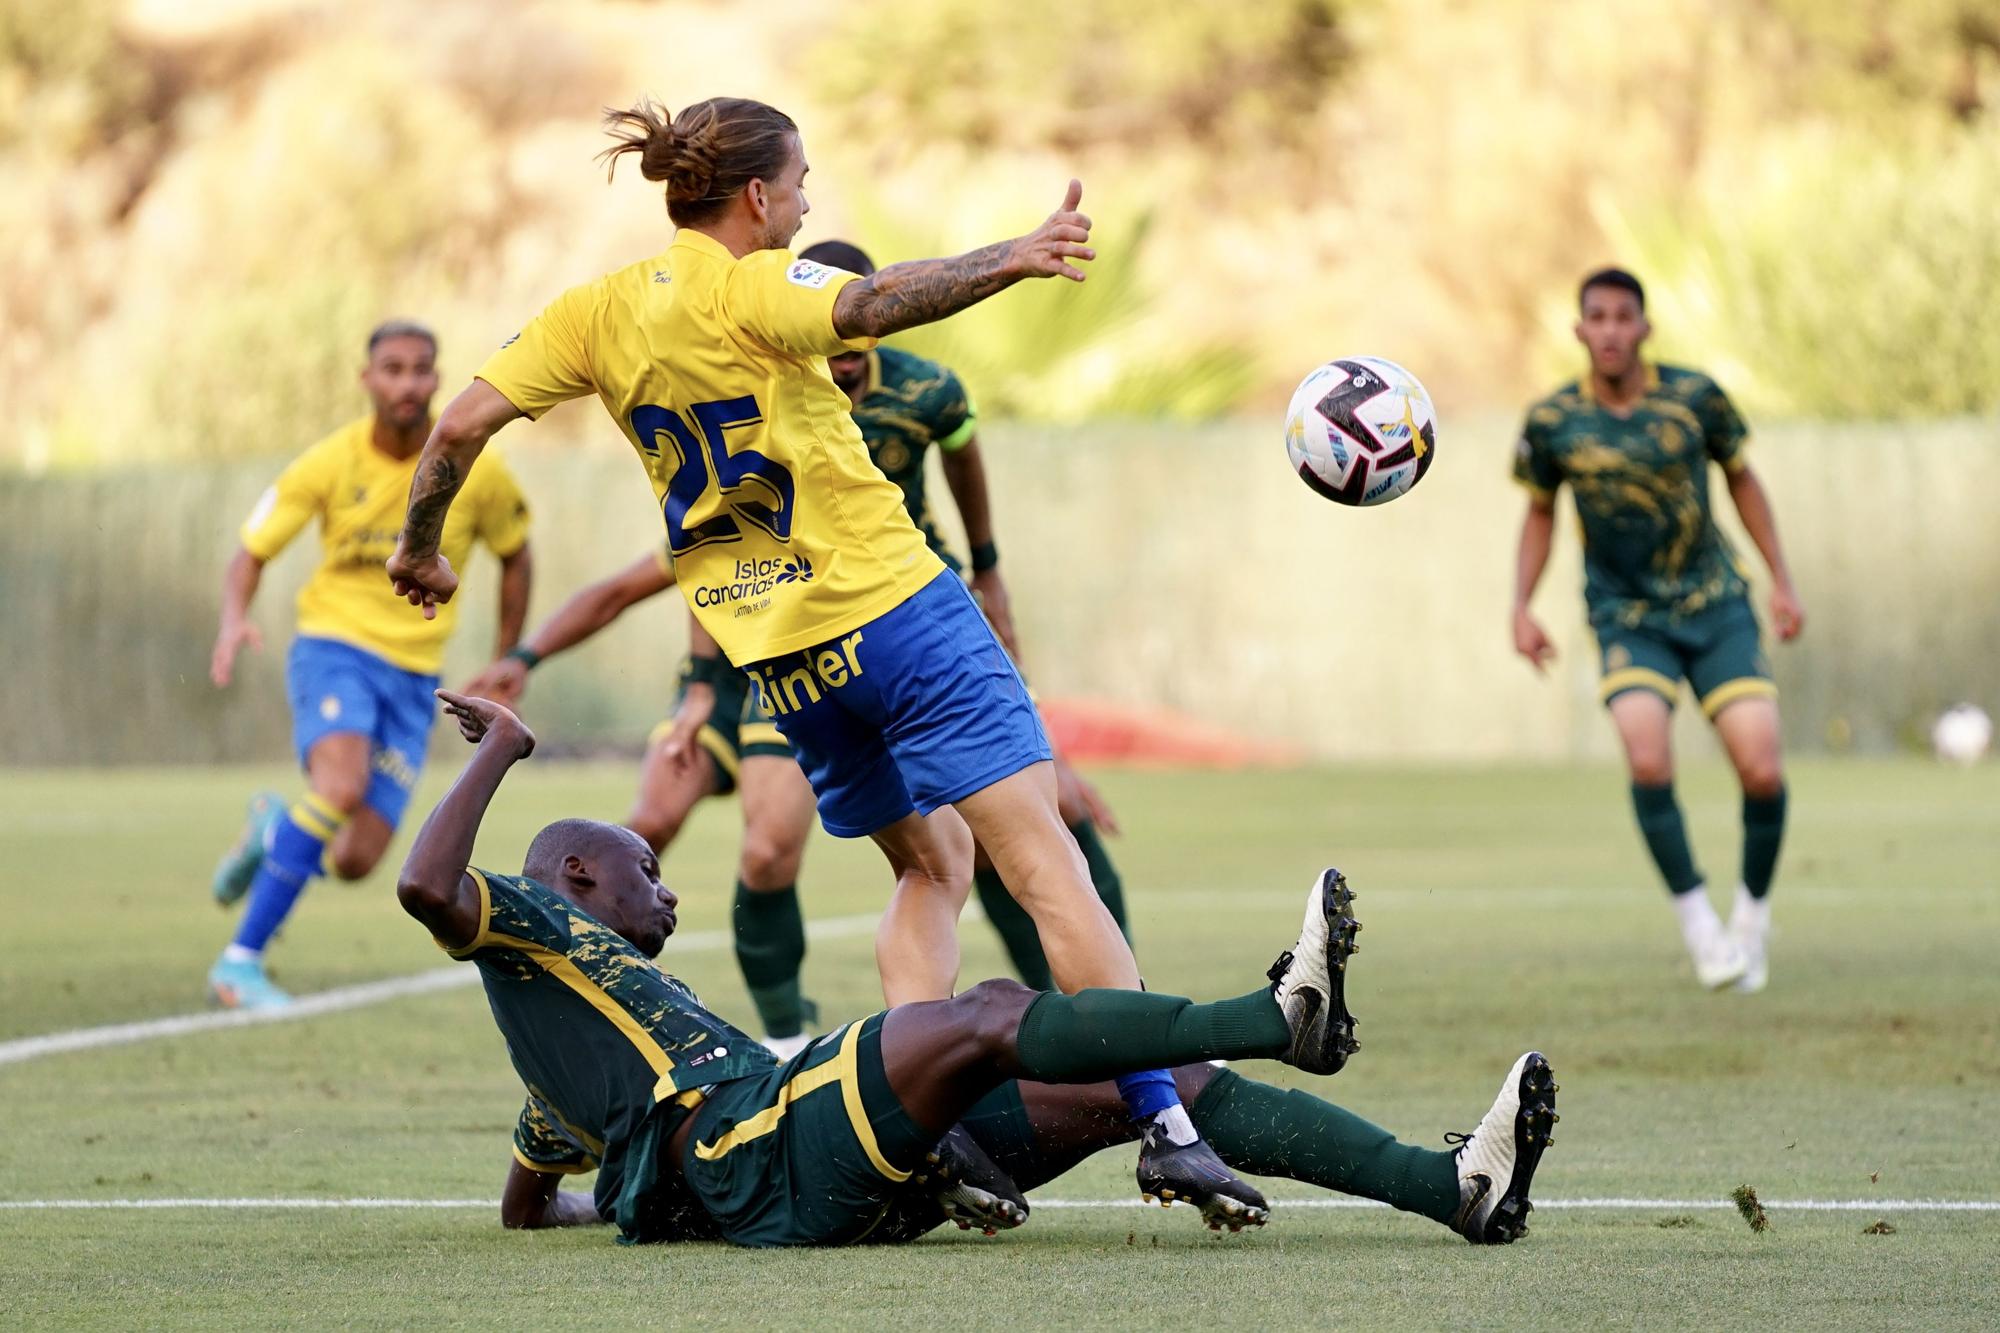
[1510,268,1803,992]
[207,321,533,1010]
[464,547,822,1055]
[799,237,1133,989]
[387,95,1258,1217]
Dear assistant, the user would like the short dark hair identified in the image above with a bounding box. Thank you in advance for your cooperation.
[797,239,876,277]
[1578,267,1644,313]
[367,319,437,357]
[523,818,625,886]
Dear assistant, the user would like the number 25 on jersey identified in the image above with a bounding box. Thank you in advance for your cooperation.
[630,396,796,555]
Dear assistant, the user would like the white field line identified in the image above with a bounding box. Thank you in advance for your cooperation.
[0,911,885,1070]
[1,1197,1994,1213]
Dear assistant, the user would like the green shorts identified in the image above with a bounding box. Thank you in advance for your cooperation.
[650,660,792,796]
[1595,597,1777,718]
[679,1013,933,1248]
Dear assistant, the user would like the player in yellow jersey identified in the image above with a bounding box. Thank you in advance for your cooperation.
[386,96,1278,1223]
[206,321,533,1011]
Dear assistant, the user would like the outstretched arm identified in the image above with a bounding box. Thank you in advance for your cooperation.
[1725,464,1804,640]
[832,181,1095,341]
[464,550,675,704]
[500,1158,603,1230]
[395,691,537,949]
[1511,495,1558,673]
[388,380,524,618]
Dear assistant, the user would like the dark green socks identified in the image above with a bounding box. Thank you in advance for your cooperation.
[732,881,813,1038]
[1631,782,1704,896]
[1191,1070,1460,1224]
[975,819,1131,990]
[1012,987,1290,1082]
[1741,786,1787,900]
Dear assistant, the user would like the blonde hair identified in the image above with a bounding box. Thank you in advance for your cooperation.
[598,96,799,226]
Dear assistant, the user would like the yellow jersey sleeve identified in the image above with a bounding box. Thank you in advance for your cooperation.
[477,283,598,420]
[467,451,533,558]
[725,252,877,359]
[240,440,339,560]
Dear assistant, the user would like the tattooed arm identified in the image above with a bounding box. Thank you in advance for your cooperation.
[833,179,1095,341]
[387,380,524,620]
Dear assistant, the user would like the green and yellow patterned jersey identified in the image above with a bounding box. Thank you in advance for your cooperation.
[1514,363,1751,629]
[442,869,778,1236]
[851,346,976,566]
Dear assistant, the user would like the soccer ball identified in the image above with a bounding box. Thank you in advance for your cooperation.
[1931,704,1992,766]
[1284,357,1438,506]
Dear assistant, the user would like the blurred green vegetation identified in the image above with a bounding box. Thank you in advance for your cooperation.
[3,0,1998,470]
[5,420,1993,766]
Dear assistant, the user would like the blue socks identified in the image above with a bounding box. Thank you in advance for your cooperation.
[231,793,347,955]
[1116,1068,1183,1121]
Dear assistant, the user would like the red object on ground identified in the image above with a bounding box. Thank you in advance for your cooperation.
[1037,697,1303,769]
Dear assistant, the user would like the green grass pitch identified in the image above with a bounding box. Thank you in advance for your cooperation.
[2,757,1996,1328]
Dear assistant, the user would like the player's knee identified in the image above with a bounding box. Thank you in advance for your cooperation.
[1738,754,1785,798]
[328,845,380,881]
[313,774,368,817]
[953,977,1037,1056]
[1626,748,1674,786]
[626,805,682,854]
[738,827,804,888]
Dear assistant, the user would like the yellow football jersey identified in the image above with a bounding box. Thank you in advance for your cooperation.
[242,416,531,674]
[476,230,945,664]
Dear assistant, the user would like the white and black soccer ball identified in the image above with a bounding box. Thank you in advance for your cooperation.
[1932,703,1992,766]
[1284,356,1438,506]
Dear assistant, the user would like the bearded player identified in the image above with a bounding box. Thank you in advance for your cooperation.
[387,96,1248,1216]
[1512,268,1802,992]
[403,690,1558,1246]
[206,322,533,1010]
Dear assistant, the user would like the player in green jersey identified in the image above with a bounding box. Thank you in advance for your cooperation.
[402,691,1558,1247]
[799,239,1132,992]
[463,546,819,1055]
[1512,268,1804,992]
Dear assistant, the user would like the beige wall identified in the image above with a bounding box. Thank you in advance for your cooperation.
[3,417,1994,765]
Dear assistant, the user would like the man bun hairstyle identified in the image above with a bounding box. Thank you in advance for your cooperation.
[598,96,799,227]
[1579,266,1645,313]
[797,240,875,277]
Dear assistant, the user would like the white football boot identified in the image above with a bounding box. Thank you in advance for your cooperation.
[1449,1051,1559,1245]
[1672,886,1748,990]
[1268,868,1361,1075]
[1727,883,1771,993]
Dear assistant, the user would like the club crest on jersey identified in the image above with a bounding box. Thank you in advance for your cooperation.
[786,259,839,289]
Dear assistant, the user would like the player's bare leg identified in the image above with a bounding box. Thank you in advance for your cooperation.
[326,807,395,881]
[1608,690,1744,988]
[869,807,975,1004]
[626,728,721,853]
[735,755,820,1052]
[1711,694,1786,991]
[210,731,371,1010]
[953,762,1135,990]
[973,752,1131,988]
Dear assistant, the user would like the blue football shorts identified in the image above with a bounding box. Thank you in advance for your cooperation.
[286,635,438,827]
[744,571,1052,837]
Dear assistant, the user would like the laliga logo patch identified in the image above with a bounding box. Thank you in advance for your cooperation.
[786,259,838,289]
